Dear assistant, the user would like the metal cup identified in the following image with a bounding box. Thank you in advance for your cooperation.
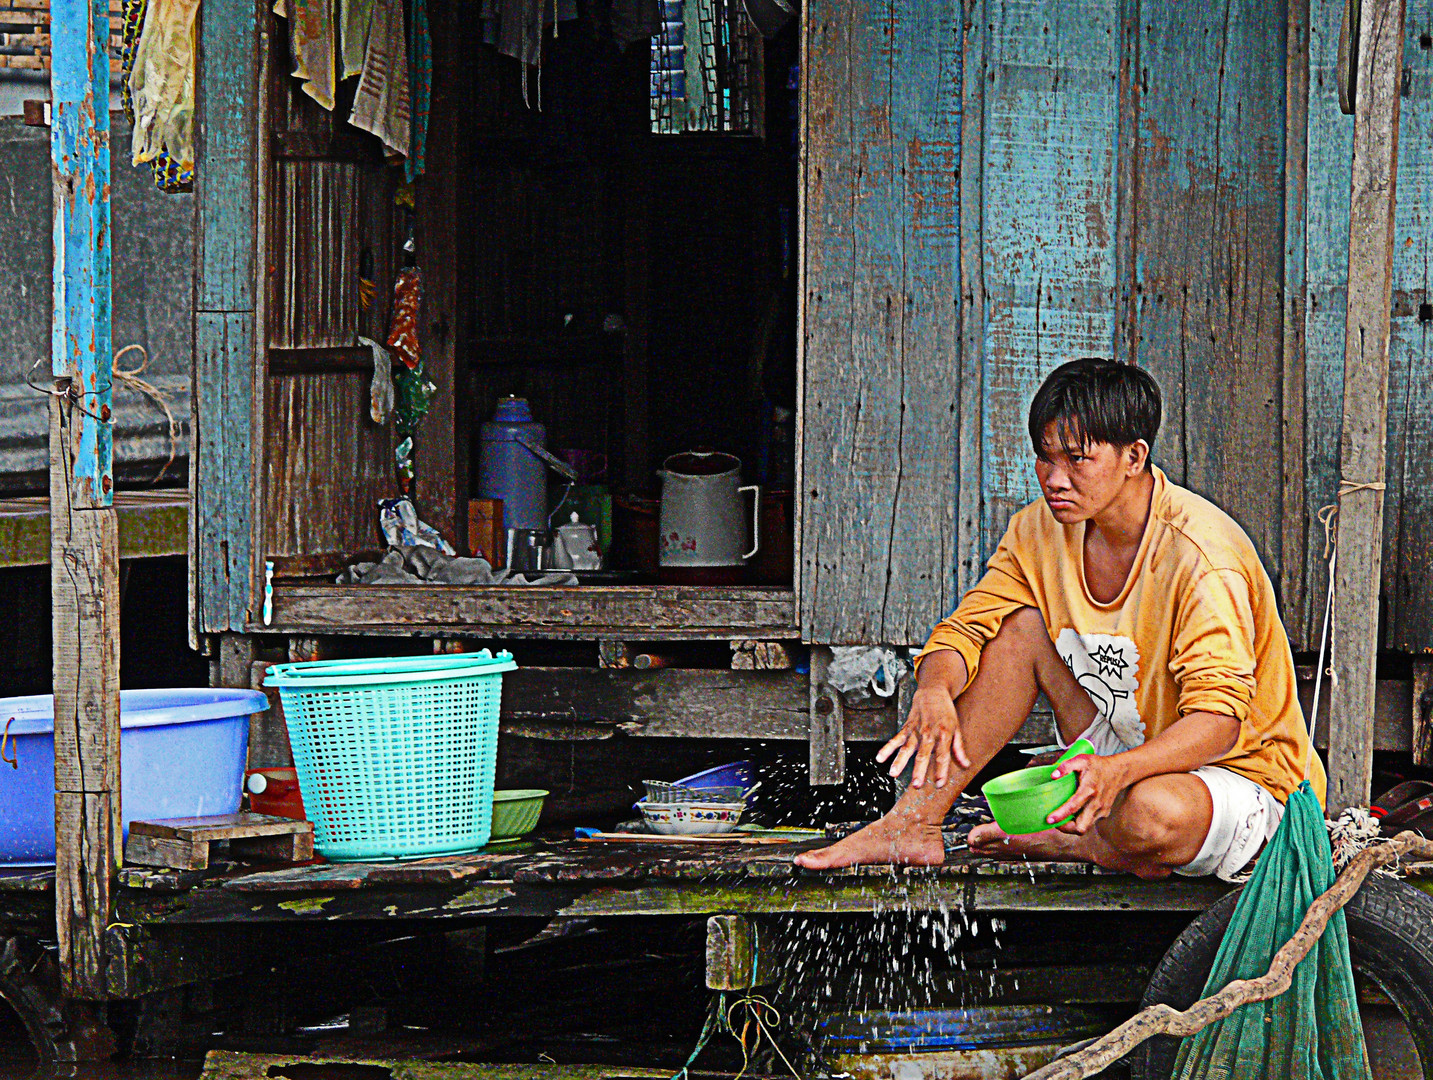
[506,528,547,573]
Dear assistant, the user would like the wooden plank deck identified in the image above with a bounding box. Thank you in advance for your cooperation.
[1,840,1230,930]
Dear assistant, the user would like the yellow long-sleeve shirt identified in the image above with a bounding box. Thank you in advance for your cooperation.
[916,467,1323,805]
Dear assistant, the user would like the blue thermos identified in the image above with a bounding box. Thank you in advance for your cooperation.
[478,397,549,531]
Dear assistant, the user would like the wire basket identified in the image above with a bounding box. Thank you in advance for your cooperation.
[264,651,517,861]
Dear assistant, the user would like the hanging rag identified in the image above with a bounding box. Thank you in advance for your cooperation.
[405,0,431,180]
[129,0,200,173]
[339,0,376,78]
[480,0,579,106]
[348,0,411,156]
[386,267,423,370]
[358,335,393,424]
[280,0,337,110]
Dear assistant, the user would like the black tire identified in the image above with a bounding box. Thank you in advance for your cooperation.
[1130,875,1433,1079]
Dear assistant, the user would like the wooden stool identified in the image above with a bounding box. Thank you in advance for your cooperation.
[125,813,314,870]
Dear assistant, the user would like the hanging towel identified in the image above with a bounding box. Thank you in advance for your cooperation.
[339,0,376,79]
[348,0,411,157]
[405,0,431,180]
[129,0,200,171]
[284,0,337,110]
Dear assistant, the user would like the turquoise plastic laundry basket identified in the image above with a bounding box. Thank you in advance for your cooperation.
[264,650,516,861]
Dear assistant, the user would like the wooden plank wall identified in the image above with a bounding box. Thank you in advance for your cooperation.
[1304,0,1433,653]
[261,162,398,557]
[800,0,962,646]
[977,0,1121,546]
[803,0,1433,654]
[192,0,259,633]
[1131,0,1290,585]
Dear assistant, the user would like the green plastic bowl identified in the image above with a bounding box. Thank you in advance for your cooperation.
[980,738,1094,836]
[490,789,548,839]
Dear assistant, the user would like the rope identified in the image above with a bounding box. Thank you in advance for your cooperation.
[113,345,181,482]
[670,992,726,1080]
[1317,478,1388,557]
[1307,476,1388,780]
[724,992,802,1080]
[25,346,183,483]
[671,923,801,1080]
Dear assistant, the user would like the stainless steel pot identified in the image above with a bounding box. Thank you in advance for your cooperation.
[658,451,760,568]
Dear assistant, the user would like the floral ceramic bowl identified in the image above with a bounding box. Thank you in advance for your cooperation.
[638,800,744,835]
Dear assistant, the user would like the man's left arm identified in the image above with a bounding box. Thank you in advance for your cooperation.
[1044,569,1257,832]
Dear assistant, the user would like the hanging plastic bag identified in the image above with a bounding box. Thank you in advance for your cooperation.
[129,0,200,171]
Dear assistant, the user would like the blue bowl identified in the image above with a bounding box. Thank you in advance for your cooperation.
[0,688,265,866]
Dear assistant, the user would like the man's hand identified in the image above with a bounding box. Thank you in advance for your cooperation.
[1043,712,1241,833]
[876,651,969,788]
[1043,753,1130,833]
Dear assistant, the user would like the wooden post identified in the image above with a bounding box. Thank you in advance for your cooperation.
[809,645,845,784]
[1327,0,1406,814]
[50,0,120,997]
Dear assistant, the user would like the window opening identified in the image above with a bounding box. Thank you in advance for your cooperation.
[650,0,760,135]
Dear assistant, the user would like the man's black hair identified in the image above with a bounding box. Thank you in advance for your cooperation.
[1028,358,1162,467]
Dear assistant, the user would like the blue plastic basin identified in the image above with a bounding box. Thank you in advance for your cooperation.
[0,688,265,866]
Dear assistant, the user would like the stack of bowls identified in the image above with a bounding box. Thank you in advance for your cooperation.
[636,762,752,836]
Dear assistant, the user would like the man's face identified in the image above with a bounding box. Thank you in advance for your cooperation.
[1033,422,1147,525]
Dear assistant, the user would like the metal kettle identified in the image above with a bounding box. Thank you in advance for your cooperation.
[658,451,761,569]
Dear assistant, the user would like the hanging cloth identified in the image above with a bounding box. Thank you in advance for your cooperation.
[1171,782,1371,1078]
[339,0,376,78]
[120,0,193,191]
[280,0,337,110]
[348,0,411,157]
[404,0,431,181]
[129,0,199,172]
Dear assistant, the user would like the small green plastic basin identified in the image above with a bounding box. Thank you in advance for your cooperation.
[490,789,548,839]
[980,738,1093,836]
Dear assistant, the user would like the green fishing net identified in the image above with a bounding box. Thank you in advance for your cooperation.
[1173,780,1370,1079]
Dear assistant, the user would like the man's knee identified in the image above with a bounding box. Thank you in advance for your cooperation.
[1100,780,1189,858]
[986,607,1050,658]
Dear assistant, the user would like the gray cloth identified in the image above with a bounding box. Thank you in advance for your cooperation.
[338,546,578,586]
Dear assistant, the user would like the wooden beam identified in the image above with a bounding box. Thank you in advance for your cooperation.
[1328,0,1407,814]
[809,645,845,784]
[0,490,189,569]
[501,666,893,741]
[262,583,798,639]
[49,0,119,1000]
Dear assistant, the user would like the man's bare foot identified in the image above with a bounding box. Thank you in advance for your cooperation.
[794,817,946,870]
[967,821,1086,861]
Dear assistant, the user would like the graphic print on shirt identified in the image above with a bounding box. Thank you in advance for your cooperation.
[1056,628,1144,748]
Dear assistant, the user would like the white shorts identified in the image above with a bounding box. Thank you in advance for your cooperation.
[1060,718,1284,881]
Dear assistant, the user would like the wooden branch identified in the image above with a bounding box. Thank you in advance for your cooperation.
[1024,830,1433,1080]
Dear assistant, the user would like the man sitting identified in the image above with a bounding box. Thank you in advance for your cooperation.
[795,358,1322,880]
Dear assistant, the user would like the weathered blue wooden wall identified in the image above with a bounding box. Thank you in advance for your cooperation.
[191,0,259,634]
[802,0,1433,651]
[800,0,963,645]
[974,0,1121,557]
